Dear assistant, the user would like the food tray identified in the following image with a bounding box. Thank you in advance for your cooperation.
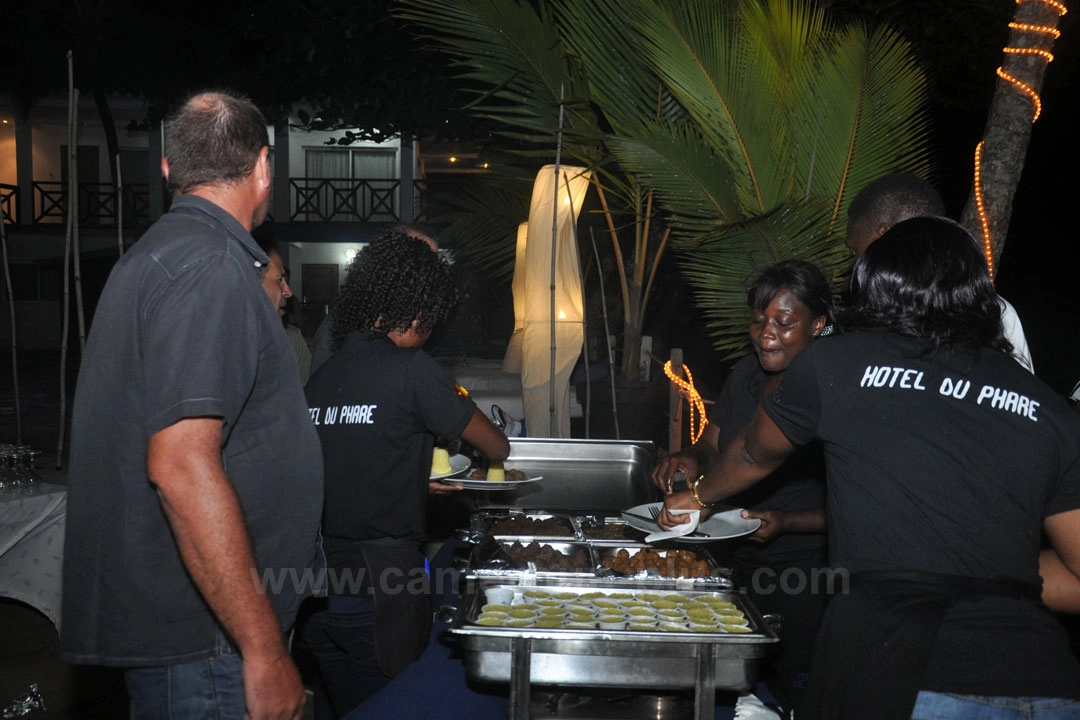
[447,583,777,691]
[468,511,581,542]
[466,538,597,579]
[594,545,731,588]
[574,515,649,544]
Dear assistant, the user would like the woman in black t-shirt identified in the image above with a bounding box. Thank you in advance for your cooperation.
[658,218,1080,719]
[302,233,510,719]
[652,259,833,717]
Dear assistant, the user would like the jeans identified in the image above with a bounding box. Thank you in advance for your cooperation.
[912,691,1080,719]
[302,595,391,720]
[124,630,245,720]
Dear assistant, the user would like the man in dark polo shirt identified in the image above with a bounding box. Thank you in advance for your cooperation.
[61,91,323,720]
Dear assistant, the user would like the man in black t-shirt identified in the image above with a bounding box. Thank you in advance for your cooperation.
[659,218,1080,718]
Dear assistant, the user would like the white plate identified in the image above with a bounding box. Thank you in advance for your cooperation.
[430,453,471,480]
[443,470,543,491]
[621,502,761,543]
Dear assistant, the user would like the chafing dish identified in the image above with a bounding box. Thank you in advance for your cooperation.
[466,538,596,579]
[594,544,731,588]
[575,514,650,543]
[472,439,657,513]
[444,583,779,719]
[467,510,581,542]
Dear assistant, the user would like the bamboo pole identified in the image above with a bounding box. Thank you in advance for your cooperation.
[579,252,593,440]
[0,205,21,445]
[590,230,619,440]
[668,348,683,453]
[116,153,124,256]
[57,53,75,469]
[73,100,86,353]
[548,86,565,437]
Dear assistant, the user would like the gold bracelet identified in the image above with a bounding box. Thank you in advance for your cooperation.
[690,475,716,509]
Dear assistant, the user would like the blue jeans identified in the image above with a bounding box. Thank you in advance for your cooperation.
[302,595,391,720]
[124,630,245,720]
[912,691,1080,719]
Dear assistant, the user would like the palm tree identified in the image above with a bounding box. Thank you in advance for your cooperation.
[396,0,933,361]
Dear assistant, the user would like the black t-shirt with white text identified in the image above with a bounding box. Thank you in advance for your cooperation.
[305,331,476,575]
[764,330,1080,698]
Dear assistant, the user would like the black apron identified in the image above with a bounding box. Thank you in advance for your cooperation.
[355,537,432,677]
[798,570,1040,720]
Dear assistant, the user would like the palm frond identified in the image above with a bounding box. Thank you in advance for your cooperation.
[605,121,744,228]
[428,169,532,281]
[553,0,688,136]
[395,0,596,141]
[679,200,849,354]
[789,22,933,230]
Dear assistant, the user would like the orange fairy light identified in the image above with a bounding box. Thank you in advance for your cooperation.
[664,360,708,444]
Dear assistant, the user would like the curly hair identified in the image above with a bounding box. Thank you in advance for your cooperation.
[331,231,460,340]
[747,260,834,324]
[845,217,1011,355]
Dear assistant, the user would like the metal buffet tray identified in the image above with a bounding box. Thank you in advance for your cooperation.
[472,439,657,514]
[444,584,778,720]
[467,510,581,542]
[575,514,650,543]
[461,515,734,590]
[466,538,597,579]
[594,544,732,588]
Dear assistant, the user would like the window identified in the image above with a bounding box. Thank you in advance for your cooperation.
[298,148,400,221]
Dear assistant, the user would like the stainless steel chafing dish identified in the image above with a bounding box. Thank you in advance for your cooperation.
[443,583,779,720]
[574,514,650,543]
[468,510,581,542]
[594,544,731,588]
[466,538,597,579]
[443,439,770,719]
[470,438,657,513]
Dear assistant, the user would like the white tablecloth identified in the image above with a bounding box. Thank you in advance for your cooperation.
[0,483,66,629]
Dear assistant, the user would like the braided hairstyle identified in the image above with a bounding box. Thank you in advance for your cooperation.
[331,231,460,341]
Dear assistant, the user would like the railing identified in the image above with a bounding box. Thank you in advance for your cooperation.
[290,178,403,222]
[0,184,17,224]
[9,178,433,227]
[31,182,151,227]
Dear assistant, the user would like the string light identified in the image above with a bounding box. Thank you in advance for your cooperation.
[1003,46,1056,62]
[973,0,1065,274]
[1008,21,1061,39]
[1032,0,1068,15]
[664,360,708,444]
[973,141,995,279]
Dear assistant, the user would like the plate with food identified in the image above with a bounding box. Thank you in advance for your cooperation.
[444,463,542,490]
[621,503,761,543]
[430,449,471,480]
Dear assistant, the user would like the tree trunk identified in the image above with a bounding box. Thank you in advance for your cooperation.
[960,0,1066,276]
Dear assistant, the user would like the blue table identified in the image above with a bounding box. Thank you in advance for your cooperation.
[344,539,778,719]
